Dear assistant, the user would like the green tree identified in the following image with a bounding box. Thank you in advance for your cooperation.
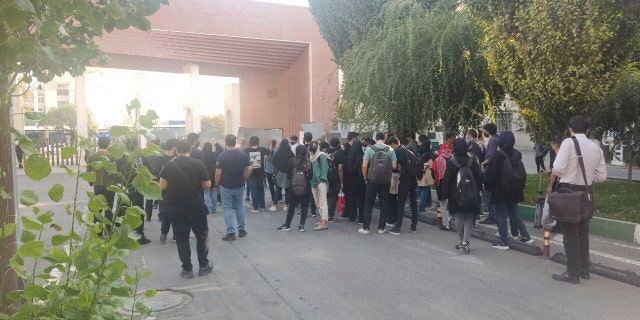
[311,0,503,133]
[46,104,77,132]
[200,114,225,134]
[467,0,640,143]
[88,108,98,137]
[0,0,167,313]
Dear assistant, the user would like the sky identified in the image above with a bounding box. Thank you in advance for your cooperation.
[252,0,308,6]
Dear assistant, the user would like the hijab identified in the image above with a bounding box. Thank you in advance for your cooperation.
[273,139,294,172]
[347,140,364,173]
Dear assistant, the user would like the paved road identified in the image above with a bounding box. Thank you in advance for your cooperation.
[15,172,640,320]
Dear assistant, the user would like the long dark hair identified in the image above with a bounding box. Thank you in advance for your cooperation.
[202,142,216,166]
[273,139,294,172]
[346,140,364,174]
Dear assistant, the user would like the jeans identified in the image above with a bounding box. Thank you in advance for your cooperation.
[204,187,218,213]
[558,220,590,277]
[266,172,276,203]
[327,192,337,219]
[386,194,398,225]
[396,174,418,228]
[535,156,546,172]
[274,186,289,205]
[454,211,474,243]
[221,186,246,234]
[159,200,172,236]
[311,182,329,221]
[344,173,365,222]
[284,194,310,228]
[247,175,266,210]
[170,205,209,272]
[416,186,432,211]
[93,185,115,235]
[363,182,390,231]
[484,190,496,220]
[495,202,529,244]
[145,198,154,220]
[439,199,450,226]
[309,191,317,215]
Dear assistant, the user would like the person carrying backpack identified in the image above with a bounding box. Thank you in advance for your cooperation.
[277,145,313,232]
[442,138,482,254]
[322,138,344,222]
[433,133,455,231]
[484,131,533,250]
[309,141,330,231]
[359,132,397,235]
[387,136,420,234]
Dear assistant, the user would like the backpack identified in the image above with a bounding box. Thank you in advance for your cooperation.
[367,145,392,184]
[291,161,310,196]
[404,149,423,179]
[326,151,340,190]
[498,150,527,191]
[450,158,479,208]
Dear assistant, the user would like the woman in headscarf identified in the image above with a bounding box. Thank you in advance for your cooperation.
[345,140,366,223]
[309,141,329,231]
[434,137,454,231]
[273,139,295,212]
[277,145,313,232]
[442,138,482,254]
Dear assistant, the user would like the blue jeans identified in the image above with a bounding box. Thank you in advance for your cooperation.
[483,190,496,220]
[221,186,246,235]
[416,186,432,211]
[274,186,289,205]
[247,175,266,209]
[495,202,529,244]
[204,187,217,213]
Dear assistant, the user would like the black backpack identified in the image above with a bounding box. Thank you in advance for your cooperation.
[498,150,527,191]
[450,158,479,208]
[326,151,340,190]
[291,160,310,196]
[367,145,392,184]
[404,149,423,179]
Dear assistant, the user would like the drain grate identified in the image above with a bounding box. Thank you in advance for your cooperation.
[122,289,192,315]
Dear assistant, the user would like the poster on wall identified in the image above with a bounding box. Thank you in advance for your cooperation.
[301,122,325,141]
[237,127,283,148]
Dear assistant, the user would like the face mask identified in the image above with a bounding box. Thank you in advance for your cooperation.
[309,145,318,153]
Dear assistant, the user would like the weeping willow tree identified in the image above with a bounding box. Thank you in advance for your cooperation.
[310,0,503,134]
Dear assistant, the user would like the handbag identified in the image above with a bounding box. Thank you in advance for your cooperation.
[548,137,593,223]
[337,189,345,216]
[541,194,557,227]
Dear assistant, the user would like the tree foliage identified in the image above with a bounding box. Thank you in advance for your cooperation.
[467,0,640,143]
[311,0,503,133]
[46,103,77,131]
[200,115,225,134]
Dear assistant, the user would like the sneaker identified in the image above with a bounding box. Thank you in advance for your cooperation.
[389,226,401,235]
[455,243,462,250]
[299,225,305,232]
[386,222,395,227]
[311,214,318,218]
[328,217,336,223]
[461,241,470,254]
[250,208,260,213]
[180,270,194,279]
[410,226,417,233]
[277,225,291,231]
[238,230,247,238]
[313,224,328,231]
[519,236,534,245]
[491,242,509,250]
[439,225,451,231]
[268,205,277,212]
[378,228,386,234]
[198,261,213,276]
[358,228,370,235]
[222,233,236,241]
[282,205,288,212]
[479,218,496,225]
[160,234,167,244]
[259,207,266,212]
[137,237,151,245]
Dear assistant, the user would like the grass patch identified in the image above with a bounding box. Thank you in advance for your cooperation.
[523,174,640,223]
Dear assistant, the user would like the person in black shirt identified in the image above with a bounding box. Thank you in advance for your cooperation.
[322,137,344,221]
[244,136,271,212]
[187,132,204,162]
[203,140,223,214]
[277,145,313,231]
[159,140,213,279]
[157,138,177,243]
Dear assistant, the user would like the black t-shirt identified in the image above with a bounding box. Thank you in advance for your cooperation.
[244,147,270,178]
[190,147,204,163]
[217,149,251,189]
[159,156,210,208]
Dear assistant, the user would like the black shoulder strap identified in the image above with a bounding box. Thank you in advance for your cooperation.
[167,159,199,194]
[450,158,460,168]
[466,158,474,168]
[571,137,592,200]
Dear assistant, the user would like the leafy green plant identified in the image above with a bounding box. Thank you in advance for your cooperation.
[0,100,162,319]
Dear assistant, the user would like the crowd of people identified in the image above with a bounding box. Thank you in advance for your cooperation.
[88,116,606,284]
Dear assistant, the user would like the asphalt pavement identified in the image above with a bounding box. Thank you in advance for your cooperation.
[14,170,640,320]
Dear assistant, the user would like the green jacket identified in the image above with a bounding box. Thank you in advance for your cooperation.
[310,153,328,188]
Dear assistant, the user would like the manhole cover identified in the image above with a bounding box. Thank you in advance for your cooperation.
[122,289,192,315]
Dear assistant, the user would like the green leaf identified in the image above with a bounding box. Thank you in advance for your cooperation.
[142,271,152,277]
[124,272,137,285]
[17,139,37,156]
[0,223,16,239]
[50,223,62,232]
[80,172,96,183]
[0,188,9,199]
[36,210,53,224]
[20,230,36,242]
[144,289,157,298]
[139,110,159,129]
[115,249,130,259]
[24,154,51,180]
[61,146,76,160]
[17,240,44,258]
[124,207,143,229]
[110,125,129,138]
[61,164,74,176]
[13,0,36,13]
[23,284,49,299]
[4,6,29,29]
[21,216,44,231]
[19,190,38,206]
[108,142,126,159]
[51,234,70,246]
[88,194,108,212]
[48,184,64,202]
[127,99,142,115]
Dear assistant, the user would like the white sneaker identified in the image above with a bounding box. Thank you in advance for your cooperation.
[268,205,277,212]
[378,229,386,234]
[385,223,394,227]
[358,228,370,235]
[250,208,260,213]
[282,205,288,212]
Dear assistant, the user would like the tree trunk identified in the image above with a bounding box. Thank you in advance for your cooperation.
[0,84,18,313]
[629,155,635,183]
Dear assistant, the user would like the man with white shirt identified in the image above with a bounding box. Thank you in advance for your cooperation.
[551,116,607,284]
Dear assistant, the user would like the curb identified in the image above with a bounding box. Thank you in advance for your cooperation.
[550,253,640,288]
[518,204,640,244]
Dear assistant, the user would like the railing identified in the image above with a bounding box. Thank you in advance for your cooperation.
[37,142,82,167]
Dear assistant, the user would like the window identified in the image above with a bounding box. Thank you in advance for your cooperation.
[496,112,512,132]
[56,83,69,98]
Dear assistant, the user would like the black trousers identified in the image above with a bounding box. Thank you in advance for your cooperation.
[284,194,310,228]
[266,172,276,203]
[535,156,546,172]
[344,173,365,222]
[396,174,418,228]
[94,185,115,234]
[129,192,146,236]
[170,204,210,272]
[559,219,590,277]
[363,182,390,231]
[145,198,154,220]
[386,194,398,225]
